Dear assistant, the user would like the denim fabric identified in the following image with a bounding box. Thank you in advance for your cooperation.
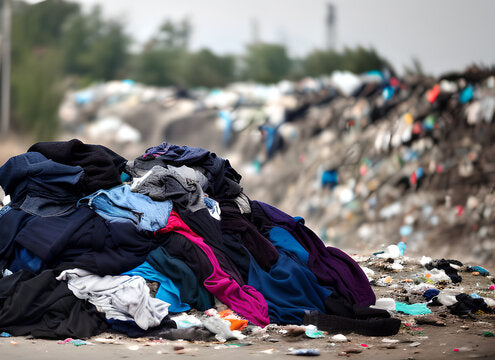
[78,185,172,232]
[0,204,11,218]
[0,208,33,274]
[0,152,84,216]
[13,206,158,276]
[8,247,43,274]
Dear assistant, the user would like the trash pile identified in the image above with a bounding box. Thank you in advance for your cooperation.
[0,139,405,341]
[223,67,495,268]
[56,67,495,268]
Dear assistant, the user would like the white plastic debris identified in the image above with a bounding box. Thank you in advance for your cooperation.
[426,268,451,282]
[381,338,399,343]
[371,298,396,311]
[420,256,432,266]
[171,313,203,329]
[202,317,246,342]
[376,244,401,259]
[331,334,348,342]
[436,293,458,306]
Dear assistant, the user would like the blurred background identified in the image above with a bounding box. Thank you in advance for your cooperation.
[1,0,495,265]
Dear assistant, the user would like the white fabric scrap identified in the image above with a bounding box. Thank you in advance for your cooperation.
[57,268,170,330]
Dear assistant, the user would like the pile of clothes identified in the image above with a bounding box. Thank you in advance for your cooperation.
[0,139,400,339]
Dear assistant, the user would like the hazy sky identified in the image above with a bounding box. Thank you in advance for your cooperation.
[76,0,495,75]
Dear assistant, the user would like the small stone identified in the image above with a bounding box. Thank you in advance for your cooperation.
[415,315,447,326]
[339,348,363,355]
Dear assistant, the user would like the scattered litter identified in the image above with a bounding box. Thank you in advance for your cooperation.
[395,302,432,315]
[467,266,490,276]
[287,348,321,356]
[381,338,399,343]
[331,334,348,342]
[260,348,277,354]
[372,297,396,311]
[305,325,326,339]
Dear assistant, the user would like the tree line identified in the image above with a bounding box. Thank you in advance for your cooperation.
[8,0,393,139]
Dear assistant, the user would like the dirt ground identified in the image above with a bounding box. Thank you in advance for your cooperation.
[1,256,493,360]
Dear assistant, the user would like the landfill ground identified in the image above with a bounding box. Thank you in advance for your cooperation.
[1,255,493,360]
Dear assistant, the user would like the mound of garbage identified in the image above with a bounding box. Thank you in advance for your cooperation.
[56,67,495,268]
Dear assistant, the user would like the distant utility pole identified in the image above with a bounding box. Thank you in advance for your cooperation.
[1,0,11,137]
[250,18,260,44]
[325,3,337,50]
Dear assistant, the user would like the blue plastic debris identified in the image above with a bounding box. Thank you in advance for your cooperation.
[288,348,321,356]
[321,170,338,189]
[467,266,490,276]
[459,85,474,104]
[397,241,407,256]
[0,332,11,337]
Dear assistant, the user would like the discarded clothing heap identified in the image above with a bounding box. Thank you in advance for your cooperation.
[0,139,396,339]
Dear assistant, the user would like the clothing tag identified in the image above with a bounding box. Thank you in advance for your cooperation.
[204,196,221,220]
[130,169,153,191]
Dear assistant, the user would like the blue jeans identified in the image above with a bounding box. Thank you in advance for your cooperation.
[78,185,172,231]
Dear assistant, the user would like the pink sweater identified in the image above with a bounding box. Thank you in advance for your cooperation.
[156,210,269,327]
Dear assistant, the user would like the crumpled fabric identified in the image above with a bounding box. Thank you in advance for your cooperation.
[57,268,170,330]
[28,139,127,195]
[0,152,84,217]
[128,165,206,212]
[155,211,269,327]
[123,261,190,313]
[129,142,242,200]
[395,301,432,315]
[78,184,172,231]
